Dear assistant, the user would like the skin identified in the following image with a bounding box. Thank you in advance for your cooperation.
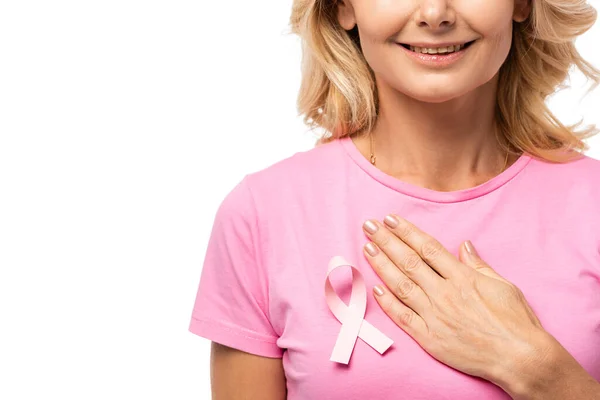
[210,342,286,400]
[336,0,531,192]
[210,0,600,398]
[361,214,600,398]
[336,0,600,397]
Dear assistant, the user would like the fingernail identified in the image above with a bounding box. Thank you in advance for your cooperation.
[465,240,479,257]
[365,242,379,256]
[363,220,378,234]
[373,285,384,296]
[384,214,399,228]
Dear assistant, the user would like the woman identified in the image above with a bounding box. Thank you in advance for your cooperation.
[189,0,600,398]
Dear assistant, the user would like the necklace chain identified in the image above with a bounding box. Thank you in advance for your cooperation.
[369,132,510,173]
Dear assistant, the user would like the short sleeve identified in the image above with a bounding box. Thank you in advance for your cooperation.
[188,175,283,358]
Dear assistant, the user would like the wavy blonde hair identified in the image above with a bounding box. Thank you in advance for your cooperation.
[289,0,600,162]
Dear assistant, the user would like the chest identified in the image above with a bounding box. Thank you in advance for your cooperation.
[265,217,600,400]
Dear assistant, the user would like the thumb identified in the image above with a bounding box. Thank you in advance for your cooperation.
[460,240,508,282]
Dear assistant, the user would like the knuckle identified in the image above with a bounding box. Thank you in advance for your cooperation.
[495,283,522,304]
[508,283,522,297]
[394,278,414,299]
[402,253,422,273]
[396,309,413,326]
[396,222,414,239]
[420,239,443,263]
[378,233,391,248]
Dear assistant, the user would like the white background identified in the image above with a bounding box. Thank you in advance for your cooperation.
[0,1,598,399]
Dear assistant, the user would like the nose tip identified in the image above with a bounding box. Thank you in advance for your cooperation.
[417,2,456,30]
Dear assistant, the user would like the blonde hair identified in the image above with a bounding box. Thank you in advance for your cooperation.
[289,0,600,162]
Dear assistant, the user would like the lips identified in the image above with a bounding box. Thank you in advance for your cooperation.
[397,38,474,67]
[398,40,477,52]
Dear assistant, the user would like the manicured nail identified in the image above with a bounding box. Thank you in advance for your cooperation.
[373,285,384,296]
[384,214,399,228]
[365,242,379,256]
[465,240,479,257]
[363,220,378,234]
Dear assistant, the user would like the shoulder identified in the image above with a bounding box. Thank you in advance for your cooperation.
[522,152,600,217]
[243,139,343,195]
[525,151,600,182]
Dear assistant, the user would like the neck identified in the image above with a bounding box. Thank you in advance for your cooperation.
[357,73,515,192]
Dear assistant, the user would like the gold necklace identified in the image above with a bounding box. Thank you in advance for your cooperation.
[369,132,510,173]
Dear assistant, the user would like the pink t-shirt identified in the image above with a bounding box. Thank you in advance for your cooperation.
[189,136,600,399]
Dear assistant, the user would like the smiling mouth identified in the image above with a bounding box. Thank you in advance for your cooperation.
[399,40,477,54]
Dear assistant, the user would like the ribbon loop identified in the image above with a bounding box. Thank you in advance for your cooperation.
[325,256,394,364]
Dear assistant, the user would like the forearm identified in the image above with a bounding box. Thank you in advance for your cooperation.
[494,332,600,400]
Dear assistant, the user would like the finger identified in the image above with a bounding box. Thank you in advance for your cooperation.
[460,241,510,283]
[382,214,469,280]
[373,284,428,343]
[364,219,444,293]
[364,242,432,319]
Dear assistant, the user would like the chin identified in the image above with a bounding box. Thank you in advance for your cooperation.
[389,73,476,103]
[404,88,468,104]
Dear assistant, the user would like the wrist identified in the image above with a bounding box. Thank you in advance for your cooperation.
[492,330,558,399]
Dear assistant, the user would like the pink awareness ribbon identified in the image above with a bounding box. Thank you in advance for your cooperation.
[325,255,394,364]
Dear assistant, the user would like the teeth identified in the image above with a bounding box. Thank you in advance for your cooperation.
[409,44,464,54]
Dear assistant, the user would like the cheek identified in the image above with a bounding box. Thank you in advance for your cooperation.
[353,0,412,44]
[468,12,515,82]
[465,0,515,46]
[463,0,515,27]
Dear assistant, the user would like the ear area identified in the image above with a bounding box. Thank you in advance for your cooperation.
[336,0,357,30]
[513,0,532,23]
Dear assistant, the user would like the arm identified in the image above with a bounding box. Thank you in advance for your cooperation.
[190,177,286,398]
[211,342,287,400]
[495,332,600,400]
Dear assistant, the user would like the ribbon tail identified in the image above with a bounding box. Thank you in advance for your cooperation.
[329,307,363,364]
[357,319,394,354]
